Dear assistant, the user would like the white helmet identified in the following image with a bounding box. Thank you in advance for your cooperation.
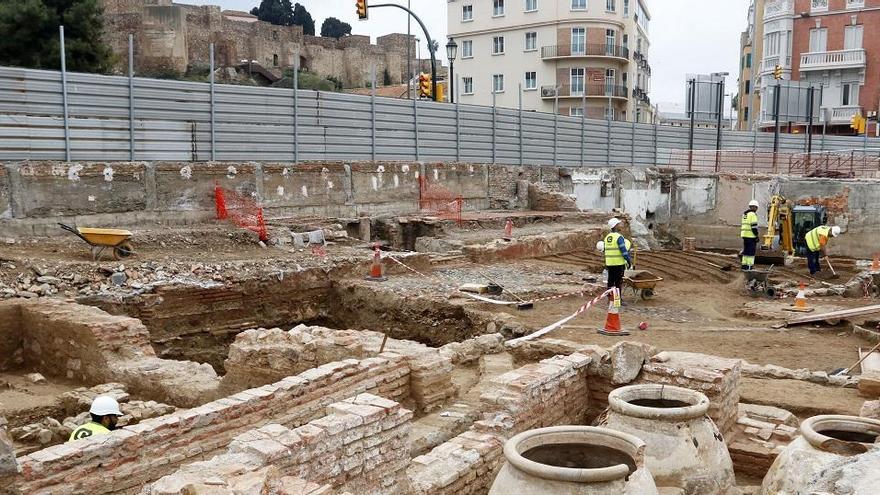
[608,218,622,229]
[596,240,605,252]
[831,226,841,237]
[90,396,122,416]
[748,200,760,208]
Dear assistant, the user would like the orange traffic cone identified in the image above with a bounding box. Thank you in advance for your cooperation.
[598,289,630,336]
[502,219,513,241]
[794,282,808,309]
[873,253,880,272]
[365,244,387,282]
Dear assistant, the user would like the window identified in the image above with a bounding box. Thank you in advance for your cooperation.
[606,29,616,55]
[842,82,859,106]
[606,0,616,12]
[570,68,585,95]
[745,80,751,94]
[623,34,629,51]
[844,25,863,50]
[746,53,752,68]
[525,71,537,90]
[571,28,585,54]
[847,0,865,8]
[605,68,615,95]
[462,4,473,21]
[809,28,827,52]
[525,32,537,51]
[273,54,278,67]
[743,107,749,122]
[525,0,537,12]
[462,77,474,95]
[493,0,505,16]
[462,40,473,58]
[493,36,505,54]
[811,0,828,12]
[570,107,584,117]
[605,107,616,120]
[764,32,780,56]
[624,0,630,15]
[571,0,586,10]
[493,74,505,93]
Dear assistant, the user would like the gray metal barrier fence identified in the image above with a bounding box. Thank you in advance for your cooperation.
[1,65,879,165]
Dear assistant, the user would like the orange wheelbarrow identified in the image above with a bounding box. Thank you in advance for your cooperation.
[59,223,135,261]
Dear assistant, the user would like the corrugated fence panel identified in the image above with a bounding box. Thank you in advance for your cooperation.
[4,66,880,165]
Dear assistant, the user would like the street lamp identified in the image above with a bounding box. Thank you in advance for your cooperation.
[446,38,458,103]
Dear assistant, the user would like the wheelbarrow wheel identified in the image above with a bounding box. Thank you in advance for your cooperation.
[113,242,134,260]
[641,288,655,300]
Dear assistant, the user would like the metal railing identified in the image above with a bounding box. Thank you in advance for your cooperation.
[667,149,880,177]
[541,44,629,60]
[540,83,628,99]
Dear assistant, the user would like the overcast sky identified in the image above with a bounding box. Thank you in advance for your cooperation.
[178,0,752,110]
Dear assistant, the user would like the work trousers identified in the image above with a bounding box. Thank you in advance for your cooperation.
[806,250,821,275]
[741,237,758,269]
[607,265,626,291]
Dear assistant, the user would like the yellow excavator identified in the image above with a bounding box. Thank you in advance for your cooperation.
[756,195,827,265]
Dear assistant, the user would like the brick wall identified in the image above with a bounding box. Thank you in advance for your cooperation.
[148,393,411,495]
[1,355,410,494]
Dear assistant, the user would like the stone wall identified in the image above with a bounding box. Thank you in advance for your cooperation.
[0,299,219,408]
[0,355,411,494]
[148,393,411,495]
[99,0,418,87]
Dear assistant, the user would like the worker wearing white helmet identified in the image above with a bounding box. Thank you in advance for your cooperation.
[805,225,842,276]
[740,199,761,270]
[603,217,633,294]
[67,396,123,442]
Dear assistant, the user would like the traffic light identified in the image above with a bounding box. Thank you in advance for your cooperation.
[356,0,368,20]
[773,65,783,80]
[418,73,432,98]
[851,113,866,134]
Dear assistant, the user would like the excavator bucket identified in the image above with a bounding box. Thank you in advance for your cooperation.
[755,248,786,266]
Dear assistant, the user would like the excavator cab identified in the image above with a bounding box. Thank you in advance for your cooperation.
[792,205,828,256]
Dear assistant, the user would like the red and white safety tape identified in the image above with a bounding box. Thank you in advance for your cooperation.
[506,287,617,346]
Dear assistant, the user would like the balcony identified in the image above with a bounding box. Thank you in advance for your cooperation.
[541,44,629,61]
[800,49,866,71]
[759,105,862,126]
[762,55,791,73]
[764,0,793,20]
[633,86,651,105]
[540,83,628,99]
[828,105,863,124]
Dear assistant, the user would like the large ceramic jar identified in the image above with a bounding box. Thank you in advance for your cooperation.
[761,415,880,495]
[600,384,737,495]
[488,426,658,495]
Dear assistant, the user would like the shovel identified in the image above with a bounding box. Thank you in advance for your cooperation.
[825,257,840,280]
[831,341,880,376]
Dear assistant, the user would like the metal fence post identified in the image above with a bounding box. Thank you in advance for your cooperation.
[293,63,299,164]
[492,90,497,164]
[518,84,523,166]
[631,120,636,165]
[128,34,135,162]
[414,70,420,162]
[751,127,757,173]
[59,26,71,162]
[209,43,215,161]
[606,113,611,166]
[581,93,586,166]
[456,77,461,163]
[653,117,659,165]
[553,91,559,167]
[371,64,376,163]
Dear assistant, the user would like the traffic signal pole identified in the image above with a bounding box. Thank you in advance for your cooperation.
[366,3,438,101]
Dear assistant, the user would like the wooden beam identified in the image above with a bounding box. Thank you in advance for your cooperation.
[780,304,880,327]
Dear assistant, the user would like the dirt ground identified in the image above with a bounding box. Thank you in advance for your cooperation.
[0,372,83,427]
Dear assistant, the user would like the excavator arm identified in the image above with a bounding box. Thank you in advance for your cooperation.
[756,195,793,265]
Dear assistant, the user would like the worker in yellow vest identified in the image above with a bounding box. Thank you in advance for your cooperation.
[603,218,633,293]
[805,225,841,275]
[68,396,122,442]
[740,199,760,271]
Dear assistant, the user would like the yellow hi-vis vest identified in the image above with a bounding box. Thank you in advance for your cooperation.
[741,211,758,239]
[604,232,627,266]
[68,421,110,442]
[806,226,831,252]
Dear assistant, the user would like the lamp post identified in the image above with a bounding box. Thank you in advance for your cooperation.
[446,38,458,103]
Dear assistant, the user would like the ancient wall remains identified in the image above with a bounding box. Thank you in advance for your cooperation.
[148,393,411,495]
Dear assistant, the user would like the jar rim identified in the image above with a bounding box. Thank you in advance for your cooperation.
[608,384,710,421]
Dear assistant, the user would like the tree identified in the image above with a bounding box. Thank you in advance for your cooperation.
[250,0,286,26]
[291,3,314,35]
[320,17,351,39]
[0,0,114,73]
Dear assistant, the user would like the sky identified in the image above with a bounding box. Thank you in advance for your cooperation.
[179,0,752,111]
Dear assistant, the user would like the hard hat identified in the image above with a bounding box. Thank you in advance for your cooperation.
[748,200,760,207]
[831,226,841,237]
[90,396,122,416]
[596,240,605,252]
[608,218,622,229]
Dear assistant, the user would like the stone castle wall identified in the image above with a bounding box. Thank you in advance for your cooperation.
[99,0,418,87]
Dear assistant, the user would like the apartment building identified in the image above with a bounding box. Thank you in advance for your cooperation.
[757,0,879,134]
[737,0,765,130]
[446,0,653,122]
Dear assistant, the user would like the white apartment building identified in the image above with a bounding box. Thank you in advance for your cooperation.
[447,0,653,122]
